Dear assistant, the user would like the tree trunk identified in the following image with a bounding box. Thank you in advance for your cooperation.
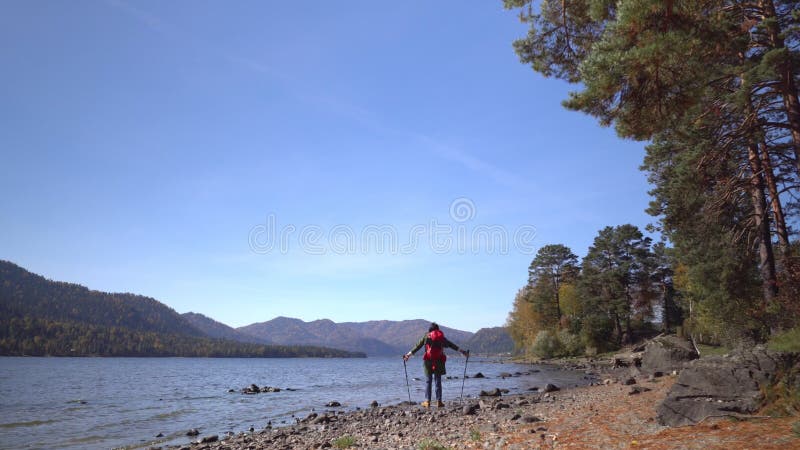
[661,282,670,332]
[758,137,791,261]
[747,141,779,302]
[760,0,800,175]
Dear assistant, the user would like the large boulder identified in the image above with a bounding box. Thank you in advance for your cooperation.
[657,346,795,427]
[641,335,699,374]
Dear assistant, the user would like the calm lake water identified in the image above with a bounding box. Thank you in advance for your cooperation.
[0,356,592,449]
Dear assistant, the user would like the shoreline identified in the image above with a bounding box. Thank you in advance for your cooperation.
[153,358,797,450]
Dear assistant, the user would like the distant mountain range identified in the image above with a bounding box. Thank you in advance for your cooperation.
[0,260,513,357]
[0,261,362,358]
[235,317,479,356]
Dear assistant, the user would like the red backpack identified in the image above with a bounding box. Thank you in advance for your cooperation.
[424,329,446,363]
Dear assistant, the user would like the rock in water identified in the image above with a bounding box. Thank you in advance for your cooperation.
[479,388,501,397]
[325,401,341,407]
[473,372,485,378]
[642,335,699,374]
[542,383,560,393]
[186,429,200,436]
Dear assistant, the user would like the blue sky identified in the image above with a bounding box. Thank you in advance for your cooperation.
[0,1,653,332]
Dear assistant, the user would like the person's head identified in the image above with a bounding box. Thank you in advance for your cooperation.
[428,322,439,332]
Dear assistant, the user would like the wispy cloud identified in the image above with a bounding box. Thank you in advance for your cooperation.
[105,0,534,192]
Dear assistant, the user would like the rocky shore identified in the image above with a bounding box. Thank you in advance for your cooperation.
[147,338,798,449]
[153,372,796,450]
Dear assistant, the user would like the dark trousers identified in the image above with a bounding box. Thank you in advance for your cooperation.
[425,373,442,402]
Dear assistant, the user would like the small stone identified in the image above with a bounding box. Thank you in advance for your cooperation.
[623,377,637,385]
[473,372,486,378]
[629,386,652,395]
[521,416,541,423]
[325,401,341,407]
[155,433,164,438]
[186,429,200,436]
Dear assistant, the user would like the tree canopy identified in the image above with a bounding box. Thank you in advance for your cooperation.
[504,0,799,353]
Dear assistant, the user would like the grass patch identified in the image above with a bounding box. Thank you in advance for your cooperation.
[696,344,730,357]
[768,327,800,353]
[332,435,356,449]
[417,438,449,450]
[469,428,481,441]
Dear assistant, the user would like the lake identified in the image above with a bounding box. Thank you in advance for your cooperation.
[0,356,592,449]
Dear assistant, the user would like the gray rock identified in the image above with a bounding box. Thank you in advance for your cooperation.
[200,435,218,443]
[473,372,486,378]
[462,404,479,415]
[186,429,200,436]
[629,386,651,395]
[657,347,796,427]
[542,383,559,393]
[520,415,541,423]
[325,401,341,407]
[641,335,699,374]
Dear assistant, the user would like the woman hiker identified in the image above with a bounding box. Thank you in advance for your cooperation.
[403,322,468,407]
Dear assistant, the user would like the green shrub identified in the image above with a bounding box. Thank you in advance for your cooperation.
[469,428,481,441]
[417,438,449,450]
[333,435,356,449]
[532,330,562,358]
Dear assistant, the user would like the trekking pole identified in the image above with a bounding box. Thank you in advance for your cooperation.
[402,357,412,403]
[460,350,469,404]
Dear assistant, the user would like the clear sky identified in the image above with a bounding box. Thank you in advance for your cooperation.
[0,1,653,332]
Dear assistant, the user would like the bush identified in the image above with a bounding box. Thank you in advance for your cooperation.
[557,329,584,356]
[532,330,562,359]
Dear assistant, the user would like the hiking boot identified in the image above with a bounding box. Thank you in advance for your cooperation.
[420,401,430,408]
[436,401,445,408]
